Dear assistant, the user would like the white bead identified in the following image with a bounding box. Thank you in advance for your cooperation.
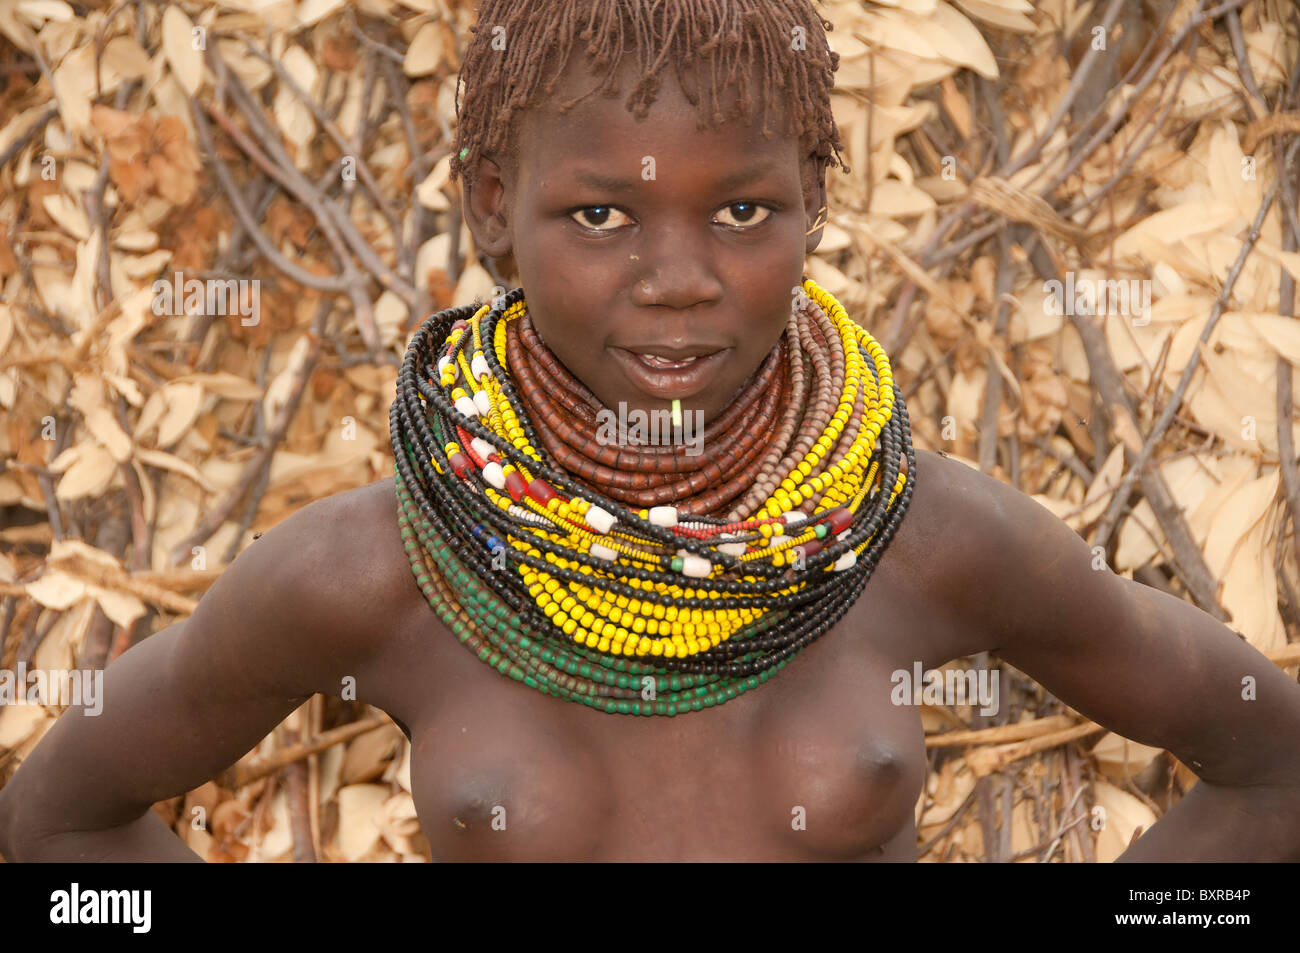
[509,505,546,525]
[834,550,857,571]
[471,437,495,461]
[837,530,851,542]
[437,356,452,376]
[585,505,617,534]
[770,534,790,549]
[482,462,505,489]
[455,395,479,419]
[680,554,712,578]
[648,506,678,527]
[782,510,807,528]
[473,389,492,416]
[718,541,748,557]
[471,353,490,380]
[589,542,618,561]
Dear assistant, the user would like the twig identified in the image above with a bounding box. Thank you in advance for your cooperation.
[307,694,323,856]
[207,47,410,357]
[241,41,404,248]
[1044,0,1252,200]
[917,786,977,859]
[1094,158,1292,547]
[965,722,1107,783]
[198,94,393,331]
[1242,112,1300,155]
[900,335,968,403]
[188,96,351,293]
[0,104,57,170]
[220,715,389,789]
[279,716,318,863]
[924,217,999,268]
[979,228,1016,475]
[1226,7,1267,115]
[1078,324,1228,614]
[5,559,199,615]
[1002,0,1127,178]
[221,342,277,566]
[882,280,916,355]
[919,0,1230,269]
[1018,0,1186,200]
[378,55,434,321]
[866,46,875,217]
[16,607,52,671]
[209,41,410,335]
[1039,768,1087,862]
[1072,63,1192,229]
[164,301,329,566]
[1065,745,1096,862]
[1277,510,1300,633]
[1273,51,1300,624]
[347,10,407,64]
[1033,435,1095,486]
[0,597,16,659]
[999,769,1014,860]
[926,713,1079,747]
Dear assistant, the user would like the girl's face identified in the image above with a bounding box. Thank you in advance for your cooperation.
[464,55,828,426]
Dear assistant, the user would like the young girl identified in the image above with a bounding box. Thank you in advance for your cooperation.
[3,0,1299,862]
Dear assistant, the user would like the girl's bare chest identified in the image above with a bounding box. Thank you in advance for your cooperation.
[381,579,948,861]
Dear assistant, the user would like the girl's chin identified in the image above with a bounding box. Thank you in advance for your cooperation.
[590,382,744,426]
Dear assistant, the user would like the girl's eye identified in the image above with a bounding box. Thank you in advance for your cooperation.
[714,202,772,228]
[571,206,632,231]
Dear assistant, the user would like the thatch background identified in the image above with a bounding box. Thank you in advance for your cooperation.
[1,0,1298,862]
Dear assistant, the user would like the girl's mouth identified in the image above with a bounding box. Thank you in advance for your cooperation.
[637,353,702,370]
[609,347,731,400]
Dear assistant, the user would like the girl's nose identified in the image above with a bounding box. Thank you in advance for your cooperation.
[630,227,722,309]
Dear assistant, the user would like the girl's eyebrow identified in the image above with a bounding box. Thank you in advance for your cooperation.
[569,160,781,194]
[572,170,637,192]
[713,160,781,191]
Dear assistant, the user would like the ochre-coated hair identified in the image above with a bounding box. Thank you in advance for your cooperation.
[449,0,848,195]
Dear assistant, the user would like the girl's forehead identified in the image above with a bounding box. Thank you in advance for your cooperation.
[517,117,803,199]
[516,58,798,167]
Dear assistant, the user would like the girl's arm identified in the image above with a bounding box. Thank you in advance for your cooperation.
[923,451,1300,861]
[0,486,396,862]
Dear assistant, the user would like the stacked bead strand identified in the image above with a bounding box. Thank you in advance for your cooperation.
[389,277,917,714]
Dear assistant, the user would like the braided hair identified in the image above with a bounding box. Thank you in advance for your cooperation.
[449,0,849,194]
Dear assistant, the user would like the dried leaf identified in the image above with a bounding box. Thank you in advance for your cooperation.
[298,0,346,27]
[336,783,390,861]
[161,6,204,96]
[1092,782,1157,863]
[54,441,117,501]
[1089,732,1163,780]
[405,21,441,77]
[42,194,90,239]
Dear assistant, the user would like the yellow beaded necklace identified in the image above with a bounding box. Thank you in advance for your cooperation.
[391,276,916,715]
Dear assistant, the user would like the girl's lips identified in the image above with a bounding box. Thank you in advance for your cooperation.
[609,346,731,400]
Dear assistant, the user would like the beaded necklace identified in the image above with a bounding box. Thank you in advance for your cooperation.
[389,277,917,715]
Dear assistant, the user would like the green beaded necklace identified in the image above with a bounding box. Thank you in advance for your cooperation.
[390,288,916,715]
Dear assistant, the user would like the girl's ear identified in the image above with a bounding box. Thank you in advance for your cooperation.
[803,153,829,255]
[463,155,514,258]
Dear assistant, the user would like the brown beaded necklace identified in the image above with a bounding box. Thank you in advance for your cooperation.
[508,292,852,520]
[390,277,916,716]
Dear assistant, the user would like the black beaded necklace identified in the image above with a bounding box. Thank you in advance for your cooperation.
[389,279,917,714]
